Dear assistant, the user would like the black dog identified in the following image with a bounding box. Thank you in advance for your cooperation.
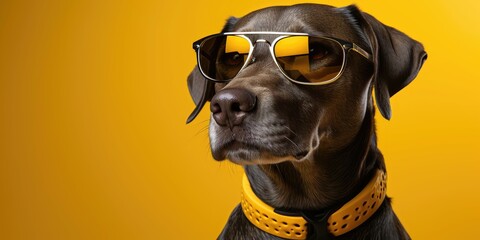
[187,4,426,240]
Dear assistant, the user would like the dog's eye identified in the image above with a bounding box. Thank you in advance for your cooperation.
[223,52,244,66]
[309,44,329,60]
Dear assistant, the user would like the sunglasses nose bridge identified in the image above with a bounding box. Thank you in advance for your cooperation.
[253,39,271,45]
[251,39,272,52]
[249,40,275,63]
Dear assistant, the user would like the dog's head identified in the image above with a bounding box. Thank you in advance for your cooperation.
[187,4,426,165]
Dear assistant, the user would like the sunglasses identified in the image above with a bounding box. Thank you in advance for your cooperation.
[193,32,372,85]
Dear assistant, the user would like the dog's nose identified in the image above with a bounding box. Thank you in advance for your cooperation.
[210,88,256,128]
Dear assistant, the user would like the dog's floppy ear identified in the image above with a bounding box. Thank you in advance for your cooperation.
[186,17,239,123]
[341,5,427,120]
[187,67,207,106]
[186,67,215,123]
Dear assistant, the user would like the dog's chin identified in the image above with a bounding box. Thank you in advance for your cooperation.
[227,150,295,165]
[212,141,308,165]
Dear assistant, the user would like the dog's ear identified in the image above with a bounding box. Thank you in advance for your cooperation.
[186,17,239,123]
[340,5,427,120]
[186,67,215,123]
[187,67,208,106]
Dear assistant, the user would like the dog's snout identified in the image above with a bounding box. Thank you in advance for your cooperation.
[210,88,256,128]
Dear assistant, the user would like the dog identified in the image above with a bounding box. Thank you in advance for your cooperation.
[186,4,426,240]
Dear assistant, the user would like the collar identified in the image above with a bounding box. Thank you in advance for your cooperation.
[240,169,387,239]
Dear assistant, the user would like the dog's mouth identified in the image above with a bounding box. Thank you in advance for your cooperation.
[212,137,309,165]
[207,105,313,164]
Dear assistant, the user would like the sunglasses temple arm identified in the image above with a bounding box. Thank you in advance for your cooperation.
[186,79,214,124]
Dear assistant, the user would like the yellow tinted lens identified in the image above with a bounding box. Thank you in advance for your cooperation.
[199,35,250,81]
[274,36,309,57]
[225,36,250,54]
[274,36,344,84]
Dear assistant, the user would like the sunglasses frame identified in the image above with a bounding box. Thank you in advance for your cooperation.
[193,32,372,86]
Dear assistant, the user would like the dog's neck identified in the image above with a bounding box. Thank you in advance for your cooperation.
[244,106,385,211]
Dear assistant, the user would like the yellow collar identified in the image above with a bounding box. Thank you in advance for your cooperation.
[240,169,387,239]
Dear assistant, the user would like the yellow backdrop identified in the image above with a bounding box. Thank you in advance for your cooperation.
[1,0,479,239]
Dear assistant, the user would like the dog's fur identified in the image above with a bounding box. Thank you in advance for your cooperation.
[187,4,427,239]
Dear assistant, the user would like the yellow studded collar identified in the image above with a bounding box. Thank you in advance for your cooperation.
[240,169,387,239]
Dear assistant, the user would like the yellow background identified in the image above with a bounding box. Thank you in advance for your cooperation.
[1,0,479,239]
